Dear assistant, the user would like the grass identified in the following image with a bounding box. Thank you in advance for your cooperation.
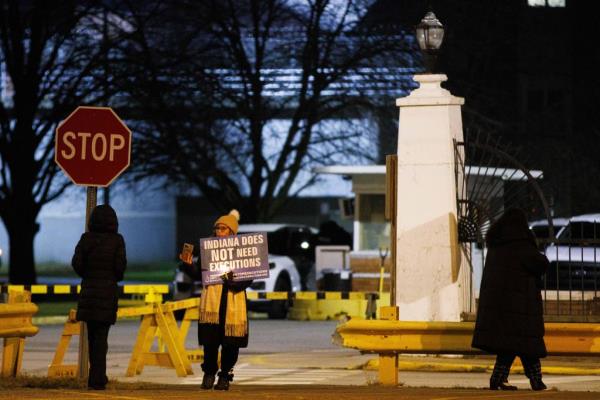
[36,301,77,317]
[0,375,180,390]
[34,299,147,318]
[0,375,86,389]
[0,261,175,283]
[123,268,174,282]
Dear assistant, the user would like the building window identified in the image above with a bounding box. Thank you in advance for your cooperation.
[527,0,565,7]
[357,194,389,250]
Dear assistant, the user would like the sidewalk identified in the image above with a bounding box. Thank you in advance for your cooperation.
[243,349,600,376]
[373,354,600,376]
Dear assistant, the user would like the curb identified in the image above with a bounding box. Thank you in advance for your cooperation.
[32,316,67,325]
[365,359,600,376]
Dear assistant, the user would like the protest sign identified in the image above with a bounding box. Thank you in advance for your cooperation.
[200,232,269,286]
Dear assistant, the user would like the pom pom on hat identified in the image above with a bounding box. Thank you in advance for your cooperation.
[229,209,240,222]
[214,209,240,234]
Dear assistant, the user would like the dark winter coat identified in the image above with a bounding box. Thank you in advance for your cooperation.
[72,205,127,324]
[472,209,549,358]
[179,261,252,347]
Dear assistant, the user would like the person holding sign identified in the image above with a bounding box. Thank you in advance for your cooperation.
[179,209,251,391]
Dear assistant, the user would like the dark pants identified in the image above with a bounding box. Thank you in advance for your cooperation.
[201,343,240,379]
[86,321,111,388]
[491,354,542,384]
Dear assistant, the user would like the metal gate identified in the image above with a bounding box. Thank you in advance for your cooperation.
[452,132,600,320]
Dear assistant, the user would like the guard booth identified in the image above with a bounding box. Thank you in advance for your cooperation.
[314,162,544,317]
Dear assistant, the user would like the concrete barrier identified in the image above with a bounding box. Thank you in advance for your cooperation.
[247,291,384,320]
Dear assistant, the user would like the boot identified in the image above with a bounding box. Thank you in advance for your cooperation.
[530,378,547,391]
[523,357,545,391]
[201,374,215,390]
[490,380,518,391]
[214,375,230,391]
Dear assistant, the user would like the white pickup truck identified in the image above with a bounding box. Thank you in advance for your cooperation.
[543,214,600,290]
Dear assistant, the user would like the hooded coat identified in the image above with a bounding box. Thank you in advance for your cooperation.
[471,208,549,358]
[72,205,127,324]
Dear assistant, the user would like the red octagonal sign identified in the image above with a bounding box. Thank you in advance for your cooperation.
[55,106,132,187]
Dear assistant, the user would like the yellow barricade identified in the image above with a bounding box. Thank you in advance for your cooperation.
[47,296,201,378]
[47,309,80,378]
[123,297,200,377]
[0,291,39,378]
[46,284,171,378]
[1,284,170,301]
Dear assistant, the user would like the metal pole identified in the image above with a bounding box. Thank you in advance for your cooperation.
[103,186,110,205]
[102,8,110,208]
[78,186,97,380]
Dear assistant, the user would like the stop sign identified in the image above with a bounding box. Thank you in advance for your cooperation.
[55,106,132,187]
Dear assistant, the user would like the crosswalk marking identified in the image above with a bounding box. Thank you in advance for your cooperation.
[181,367,365,385]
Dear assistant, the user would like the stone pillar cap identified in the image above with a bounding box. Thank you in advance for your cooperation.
[396,73,464,107]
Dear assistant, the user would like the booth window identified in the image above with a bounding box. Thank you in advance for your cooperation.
[357,194,390,250]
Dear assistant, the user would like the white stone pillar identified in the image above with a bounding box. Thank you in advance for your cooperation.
[395,74,466,321]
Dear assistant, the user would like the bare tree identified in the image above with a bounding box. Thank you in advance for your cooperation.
[124,0,414,222]
[0,0,131,283]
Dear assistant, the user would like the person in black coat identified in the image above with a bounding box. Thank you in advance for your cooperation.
[472,208,549,391]
[72,204,127,390]
[179,209,251,391]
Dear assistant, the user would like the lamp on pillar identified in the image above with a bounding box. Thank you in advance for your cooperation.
[415,10,445,73]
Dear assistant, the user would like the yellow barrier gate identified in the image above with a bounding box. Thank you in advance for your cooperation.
[47,309,80,377]
[47,296,201,378]
[0,291,39,378]
[121,297,200,377]
[0,284,170,302]
[42,284,170,378]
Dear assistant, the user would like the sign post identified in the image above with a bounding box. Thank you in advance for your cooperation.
[54,106,132,380]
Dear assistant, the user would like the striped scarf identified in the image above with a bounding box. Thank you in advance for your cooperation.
[199,284,247,337]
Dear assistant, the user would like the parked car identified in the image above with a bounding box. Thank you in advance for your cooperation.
[172,223,317,319]
[544,214,600,290]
